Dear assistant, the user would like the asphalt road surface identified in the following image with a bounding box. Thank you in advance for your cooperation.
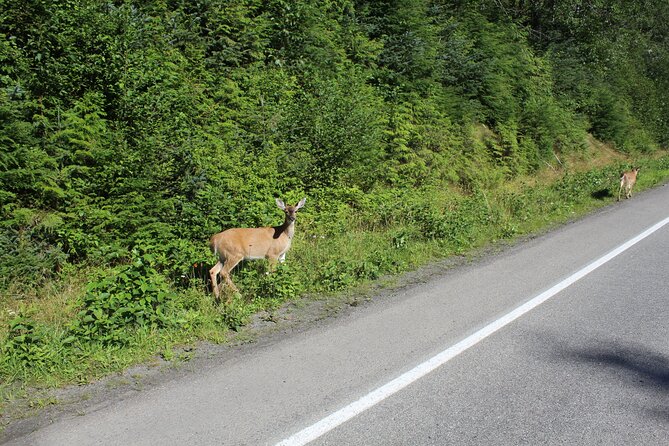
[5,184,669,446]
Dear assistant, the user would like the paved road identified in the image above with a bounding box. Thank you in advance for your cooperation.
[5,184,669,446]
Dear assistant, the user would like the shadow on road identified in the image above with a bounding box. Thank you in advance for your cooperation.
[560,342,669,392]
[544,336,669,423]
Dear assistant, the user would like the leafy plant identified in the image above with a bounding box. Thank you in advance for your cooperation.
[1,315,62,373]
[68,253,178,346]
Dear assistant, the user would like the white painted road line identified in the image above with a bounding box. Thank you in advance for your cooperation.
[275,216,669,446]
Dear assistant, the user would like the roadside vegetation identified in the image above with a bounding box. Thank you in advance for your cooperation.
[2,0,669,416]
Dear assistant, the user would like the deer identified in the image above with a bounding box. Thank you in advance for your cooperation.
[618,167,640,201]
[209,197,306,302]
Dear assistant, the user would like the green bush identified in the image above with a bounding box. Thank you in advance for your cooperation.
[316,249,399,293]
[1,315,55,369]
[0,219,67,290]
[411,202,450,241]
[235,262,302,303]
[68,253,179,346]
[409,192,491,248]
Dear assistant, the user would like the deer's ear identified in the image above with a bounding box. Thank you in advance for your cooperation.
[296,197,306,209]
[276,198,286,210]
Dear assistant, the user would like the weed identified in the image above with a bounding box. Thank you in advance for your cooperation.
[2,315,55,369]
[68,252,179,346]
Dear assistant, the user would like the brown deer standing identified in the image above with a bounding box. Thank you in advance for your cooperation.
[618,167,640,201]
[209,198,306,302]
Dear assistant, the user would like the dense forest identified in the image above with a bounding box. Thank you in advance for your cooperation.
[1,0,669,387]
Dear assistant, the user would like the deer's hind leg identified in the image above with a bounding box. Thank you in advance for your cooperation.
[220,254,244,303]
[209,261,224,300]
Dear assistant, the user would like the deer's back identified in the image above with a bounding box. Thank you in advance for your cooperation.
[622,171,638,185]
[210,227,289,260]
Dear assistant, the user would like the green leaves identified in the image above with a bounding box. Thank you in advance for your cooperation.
[285,69,385,188]
[68,252,179,346]
[1,315,54,368]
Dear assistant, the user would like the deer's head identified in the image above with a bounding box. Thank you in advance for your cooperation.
[276,198,306,223]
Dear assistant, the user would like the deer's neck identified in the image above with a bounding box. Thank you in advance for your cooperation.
[278,219,296,239]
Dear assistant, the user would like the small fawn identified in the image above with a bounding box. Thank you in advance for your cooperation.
[209,198,306,302]
[618,167,639,201]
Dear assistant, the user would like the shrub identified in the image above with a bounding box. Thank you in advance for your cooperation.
[411,203,450,240]
[68,253,179,346]
[0,213,68,290]
[1,315,55,369]
[316,249,398,293]
[236,262,302,303]
[0,314,69,379]
[410,192,491,248]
